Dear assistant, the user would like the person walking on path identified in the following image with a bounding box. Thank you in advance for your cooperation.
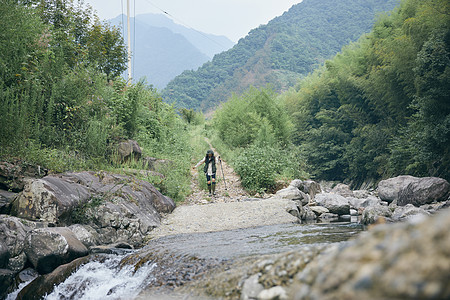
[193,149,220,196]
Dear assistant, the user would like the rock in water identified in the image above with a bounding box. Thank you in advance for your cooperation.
[314,193,350,215]
[378,175,449,206]
[24,227,88,274]
[360,205,392,225]
[276,187,309,206]
[377,175,418,203]
[241,274,264,300]
[293,208,450,300]
[397,177,449,206]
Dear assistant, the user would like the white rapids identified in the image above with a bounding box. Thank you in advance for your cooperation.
[44,254,156,300]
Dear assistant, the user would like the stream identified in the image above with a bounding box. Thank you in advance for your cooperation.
[9,222,363,299]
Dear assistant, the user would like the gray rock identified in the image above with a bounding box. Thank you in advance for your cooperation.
[24,227,88,274]
[319,213,339,221]
[377,175,418,203]
[392,204,430,222]
[348,196,381,210]
[0,215,31,272]
[0,242,8,269]
[69,224,99,248]
[353,190,370,199]
[11,171,175,247]
[293,208,450,300]
[398,177,449,207]
[289,179,303,190]
[350,209,358,216]
[276,187,309,206]
[143,156,174,172]
[420,201,450,214]
[257,286,288,300]
[331,183,354,198]
[314,193,350,215]
[116,139,142,162]
[309,206,329,216]
[0,160,47,192]
[285,201,300,219]
[340,214,351,220]
[0,269,15,299]
[298,180,322,199]
[360,205,392,225]
[241,274,264,300]
[0,190,16,214]
[12,176,91,224]
[301,206,317,221]
[8,251,27,272]
[17,256,91,300]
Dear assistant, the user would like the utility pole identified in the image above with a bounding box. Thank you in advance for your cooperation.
[127,0,132,83]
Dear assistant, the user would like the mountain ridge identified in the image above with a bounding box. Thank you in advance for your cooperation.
[109,14,234,89]
[162,0,400,111]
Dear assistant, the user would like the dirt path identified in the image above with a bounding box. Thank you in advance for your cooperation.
[185,138,250,204]
[148,138,297,239]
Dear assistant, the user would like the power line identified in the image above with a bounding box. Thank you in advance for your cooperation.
[140,0,228,50]
[121,0,125,41]
[133,0,136,79]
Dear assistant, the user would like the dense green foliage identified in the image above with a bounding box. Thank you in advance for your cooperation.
[162,0,399,112]
[281,0,450,185]
[212,87,307,192]
[0,0,197,202]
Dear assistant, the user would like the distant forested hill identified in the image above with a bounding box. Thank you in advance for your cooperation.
[162,0,399,111]
[109,14,234,89]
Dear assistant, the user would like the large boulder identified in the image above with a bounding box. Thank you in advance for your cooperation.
[331,183,354,198]
[24,227,88,274]
[314,193,350,215]
[378,175,449,206]
[0,215,32,272]
[360,205,392,225]
[377,175,418,203]
[398,177,449,207]
[276,187,309,206]
[293,208,450,300]
[11,171,175,247]
[17,256,91,300]
[12,176,91,224]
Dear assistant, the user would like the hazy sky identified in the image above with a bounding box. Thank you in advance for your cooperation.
[84,0,303,42]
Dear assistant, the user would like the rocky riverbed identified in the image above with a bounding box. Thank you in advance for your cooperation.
[1,157,450,299]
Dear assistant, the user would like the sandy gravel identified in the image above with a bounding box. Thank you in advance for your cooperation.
[149,198,298,238]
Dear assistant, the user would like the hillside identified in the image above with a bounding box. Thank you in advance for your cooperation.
[162,0,399,111]
[135,13,234,58]
[110,14,234,89]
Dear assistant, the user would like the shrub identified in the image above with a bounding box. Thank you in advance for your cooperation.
[233,144,308,193]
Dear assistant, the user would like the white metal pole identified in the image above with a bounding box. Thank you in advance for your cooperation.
[127,0,132,83]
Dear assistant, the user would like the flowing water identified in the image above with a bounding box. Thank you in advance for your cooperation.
[9,222,363,299]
